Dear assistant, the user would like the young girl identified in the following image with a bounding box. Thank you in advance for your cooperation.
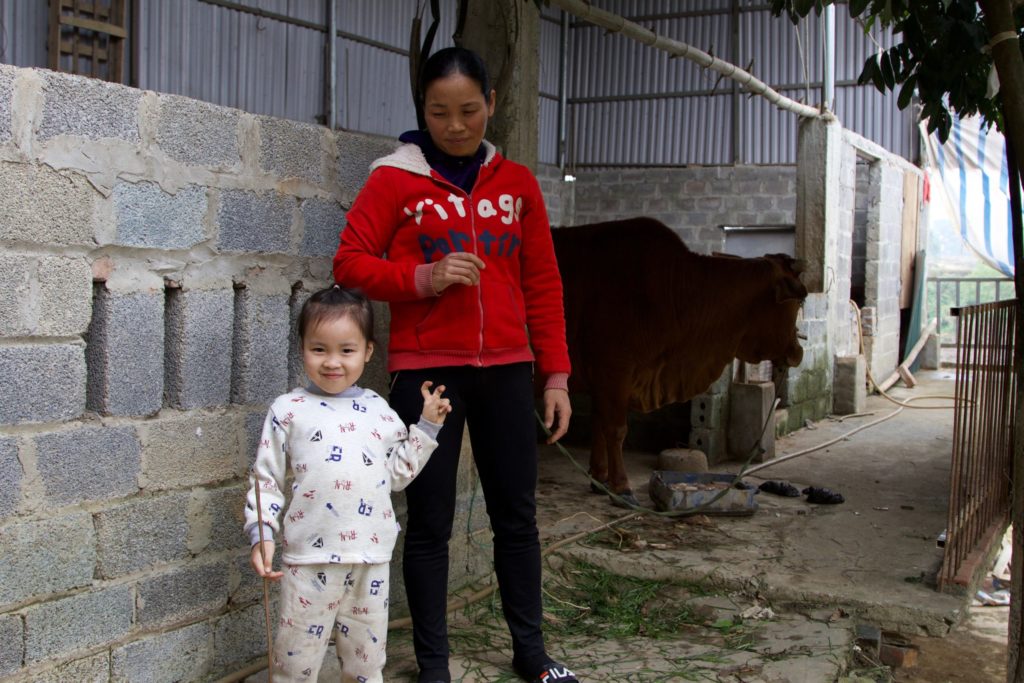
[334,47,577,683]
[244,285,451,683]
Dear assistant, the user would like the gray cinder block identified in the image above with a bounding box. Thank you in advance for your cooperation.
[35,256,94,337]
[259,115,326,184]
[336,131,400,200]
[0,612,23,675]
[188,483,246,554]
[689,427,727,466]
[94,492,190,578]
[0,254,89,337]
[85,287,164,417]
[211,603,270,672]
[24,585,133,663]
[0,65,12,143]
[164,288,234,409]
[157,94,241,169]
[138,413,245,490]
[136,560,229,628]
[727,381,777,462]
[18,652,109,682]
[0,344,86,425]
[300,197,345,257]
[0,513,95,607]
[38,70,141,142]
[231,289,289,404]
[112,622,213,683]
[833,354,867,415]
[34,425,140,507]
[112,182,207,249]
[690,393,725,430]
[217,189,293,254]
[0,437,21,519]
[0,163,97,245]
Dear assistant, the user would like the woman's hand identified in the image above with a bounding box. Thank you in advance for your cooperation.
[431,252,486,293]
[420,381,452,424]
[250,540,284,580]
[542,389,572,444]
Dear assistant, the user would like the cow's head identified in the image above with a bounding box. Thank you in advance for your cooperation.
[735,254,807,368]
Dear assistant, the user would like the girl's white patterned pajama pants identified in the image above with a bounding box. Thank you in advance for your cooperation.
[272,562,390,683]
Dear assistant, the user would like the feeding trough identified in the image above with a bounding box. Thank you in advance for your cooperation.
[648,471,758,516]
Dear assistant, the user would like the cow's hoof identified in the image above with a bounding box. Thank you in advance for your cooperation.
[589,480,610,495]
[609,490,641,508]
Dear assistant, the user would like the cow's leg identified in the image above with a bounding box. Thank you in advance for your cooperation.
[587,422,609,492]
[592,396,638,506]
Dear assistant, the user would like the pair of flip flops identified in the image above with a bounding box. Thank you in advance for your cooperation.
[757,480,845,504]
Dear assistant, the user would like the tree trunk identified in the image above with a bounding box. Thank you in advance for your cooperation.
[456,0,540,170]
[977,2,1024,681]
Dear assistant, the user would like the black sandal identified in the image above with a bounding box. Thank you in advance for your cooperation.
[802,486,845,504]
[758,480,801,497]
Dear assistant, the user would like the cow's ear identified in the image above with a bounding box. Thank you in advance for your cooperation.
[774,275,808,303]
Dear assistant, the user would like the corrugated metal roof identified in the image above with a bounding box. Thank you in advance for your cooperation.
[1,0,919,165]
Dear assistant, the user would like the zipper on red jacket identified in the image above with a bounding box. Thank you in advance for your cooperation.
[468,170,485,366]
[431,167,486,367]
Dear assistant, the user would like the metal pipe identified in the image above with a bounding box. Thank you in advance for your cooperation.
[823,4,835,112]
[327,0,336,130]
[558,10,569,172]
[544,0,826,120]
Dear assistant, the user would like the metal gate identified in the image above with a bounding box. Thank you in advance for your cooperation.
[938,299,1017,592]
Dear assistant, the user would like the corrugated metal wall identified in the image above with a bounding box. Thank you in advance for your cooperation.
[1,0,916,166]
[564,0,917,167]
[0,0,49,68]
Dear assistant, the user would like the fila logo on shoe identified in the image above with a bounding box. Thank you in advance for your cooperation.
[540,666,575,682]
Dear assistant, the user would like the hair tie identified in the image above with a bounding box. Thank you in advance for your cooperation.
[332,283,341,290]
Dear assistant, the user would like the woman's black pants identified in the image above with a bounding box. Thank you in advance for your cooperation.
[389,363,545,675]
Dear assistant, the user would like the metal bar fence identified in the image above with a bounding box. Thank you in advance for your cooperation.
[938,299,1016,591]
[928,276,1014,350]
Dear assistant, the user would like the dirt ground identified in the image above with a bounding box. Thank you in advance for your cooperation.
[249,370,1011,682]
[899,609,1007,682]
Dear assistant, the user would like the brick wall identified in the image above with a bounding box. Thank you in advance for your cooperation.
[0,65,491,681]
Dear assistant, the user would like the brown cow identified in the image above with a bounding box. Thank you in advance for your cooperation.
[553,217,807,504]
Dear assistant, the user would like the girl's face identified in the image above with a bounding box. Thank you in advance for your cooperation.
[423,72,495,157]
[301,314,374,395]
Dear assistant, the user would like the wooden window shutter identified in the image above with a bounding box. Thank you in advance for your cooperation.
[48,0,127,83]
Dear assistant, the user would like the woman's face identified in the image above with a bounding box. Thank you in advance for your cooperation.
[423,72,495,157]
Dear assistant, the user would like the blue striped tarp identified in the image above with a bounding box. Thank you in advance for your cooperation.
[924,116,1015,277]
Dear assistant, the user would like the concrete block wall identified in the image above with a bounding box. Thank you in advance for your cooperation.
[863,162,905,375]
[0,65,491,682]
[536,163,574,228]
[569,165,797,254]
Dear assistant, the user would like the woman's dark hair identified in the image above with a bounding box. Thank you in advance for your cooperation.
[298,285,375,344]
[418,46,491,103]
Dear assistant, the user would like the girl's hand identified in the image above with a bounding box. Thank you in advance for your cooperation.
[420,381,452,424]
[431,252,486,293]
[250,540,284,580]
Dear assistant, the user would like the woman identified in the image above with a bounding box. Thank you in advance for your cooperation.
[333,46,577,683]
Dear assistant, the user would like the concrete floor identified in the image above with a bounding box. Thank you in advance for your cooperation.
[250,369,1009,682]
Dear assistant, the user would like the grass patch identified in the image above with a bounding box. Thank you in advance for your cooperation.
[540,560,746,642]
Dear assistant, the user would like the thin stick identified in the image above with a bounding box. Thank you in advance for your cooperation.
[252,470,274,683]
